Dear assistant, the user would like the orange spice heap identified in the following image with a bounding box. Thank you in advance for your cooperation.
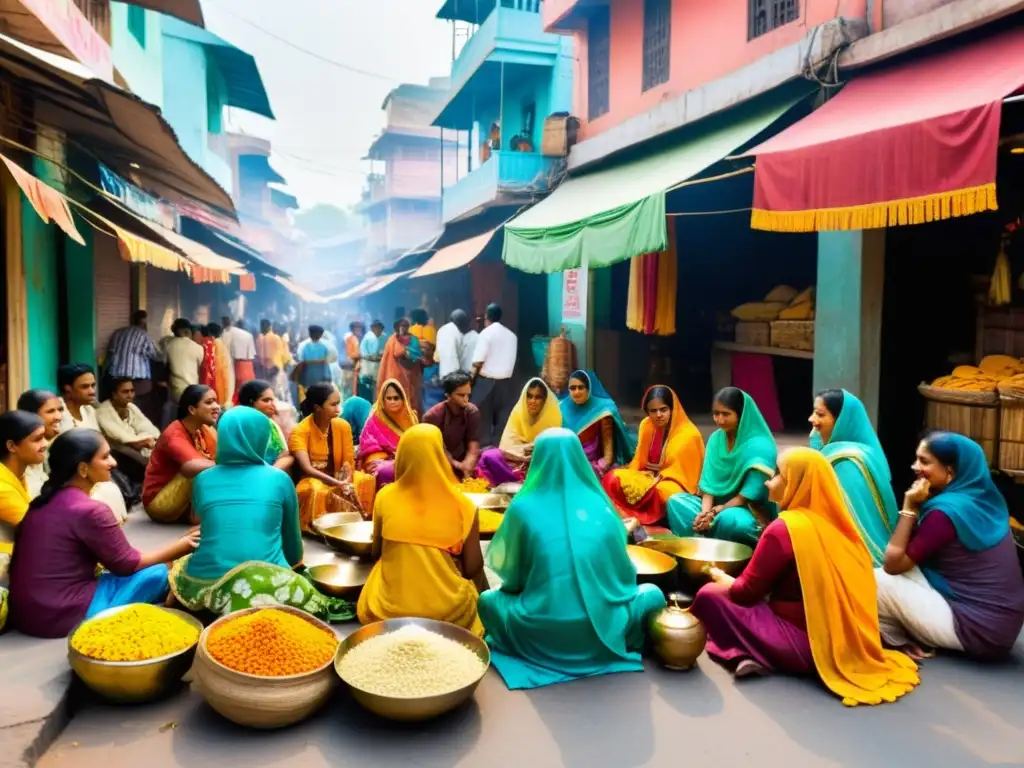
[206,609,339,677]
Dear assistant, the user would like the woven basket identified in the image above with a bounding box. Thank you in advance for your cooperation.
[542,327,577,394]
[735,322,769,347]
[919,384,999,466]
[770,320,814,351]
[998,383,1024,473]
[193,607,338,729]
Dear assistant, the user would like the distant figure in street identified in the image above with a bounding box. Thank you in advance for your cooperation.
[96,378,160,484]
[471,303,518,447]
[202,323,233,407]
[436,309,468,380]
[298,325,333,392]
[377,318,423,416]
[104,310,163,426]
[358,320,385,400]
[461,315,481,374]
[162,318,205,428]
[423,371,480,479]
[342,321,365,399]
[222,316,257,399]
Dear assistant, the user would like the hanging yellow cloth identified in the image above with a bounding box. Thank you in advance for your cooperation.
[778,448,919,707]
[625,217,677,336]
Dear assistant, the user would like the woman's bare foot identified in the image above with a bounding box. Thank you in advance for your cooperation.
[897,643,935,661]
[735,659,769,679]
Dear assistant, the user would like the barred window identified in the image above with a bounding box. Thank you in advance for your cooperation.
[588,7,611,120]
[748,0,798,40]
[642,0,671,92]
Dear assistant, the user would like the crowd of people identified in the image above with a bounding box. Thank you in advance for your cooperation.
[0,303,1021,707]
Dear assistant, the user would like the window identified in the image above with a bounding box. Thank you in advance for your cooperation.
[642,0,671,92]
[127,5,146,48]
[748,0,798,40]
[588,7,611,120]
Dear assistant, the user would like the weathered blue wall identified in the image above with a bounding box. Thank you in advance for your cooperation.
[111,5,164,107]
[161,34,209,165]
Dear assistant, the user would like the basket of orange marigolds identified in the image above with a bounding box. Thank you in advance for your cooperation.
[193,607,339,729]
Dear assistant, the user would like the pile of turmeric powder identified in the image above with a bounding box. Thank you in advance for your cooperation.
[206,609,338,677]
[931,355,1024,393]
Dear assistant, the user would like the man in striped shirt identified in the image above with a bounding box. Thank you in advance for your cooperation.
[105,310,163,424]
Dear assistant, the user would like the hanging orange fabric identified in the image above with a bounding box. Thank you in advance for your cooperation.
[626,217,677,336]
[1,154,84,245]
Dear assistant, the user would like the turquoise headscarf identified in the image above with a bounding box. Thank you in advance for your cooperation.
[342,396,371,444]
[700,390,777,498]
[216,407,271,466]
[559,370,635,464]
[810,390,898,565]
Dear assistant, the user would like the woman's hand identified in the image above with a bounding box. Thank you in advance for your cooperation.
[595,458,610,476]
[178,527,200,555]
[706,566,735,586]
[903,478,930,509]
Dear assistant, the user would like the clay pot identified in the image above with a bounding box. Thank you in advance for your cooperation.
[648,593,706,671]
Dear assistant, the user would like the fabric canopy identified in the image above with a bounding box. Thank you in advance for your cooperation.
[412,229,499,278]
[272,275,327,304]
[363,270,414,296]
[502,97,800,273]
[745,27,1024,232]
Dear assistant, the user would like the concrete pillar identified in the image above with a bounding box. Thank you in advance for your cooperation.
[813,229,885,424]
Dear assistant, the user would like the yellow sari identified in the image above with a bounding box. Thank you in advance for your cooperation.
[0,462,30,631]
[778,448,919,706]
[288,415,375,531]
[357,424,482,635]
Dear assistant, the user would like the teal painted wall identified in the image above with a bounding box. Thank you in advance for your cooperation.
[64,228,96,367]
[23,199,59,391]
[111,5,164,107]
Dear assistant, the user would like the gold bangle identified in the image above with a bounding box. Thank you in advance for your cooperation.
[899,510,918,519]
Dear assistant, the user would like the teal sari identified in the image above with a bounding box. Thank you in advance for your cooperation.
[666,390,777,547]
[559,370,635,468]
[810,390,898,566]
[478,427,665,689]
[342,396,371,445]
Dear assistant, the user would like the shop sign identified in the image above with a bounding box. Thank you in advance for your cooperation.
[99,164,176,229]
[19,0,113,81]
[562,265,587,321]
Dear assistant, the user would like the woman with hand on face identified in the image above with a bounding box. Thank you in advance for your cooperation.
[875,432,1024,661]
[477,378,561,486]
[666,387,777,547]
[9,430,198,638]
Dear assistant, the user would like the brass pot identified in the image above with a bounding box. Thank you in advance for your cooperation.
[648,593,706,671]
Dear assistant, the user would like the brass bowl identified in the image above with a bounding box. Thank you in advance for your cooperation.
[641,536,752,581]
[335,617,490,722]
[67,605,203,703]
[307,561,373,600]
[313,512,364,535]
[463,492,511,512]
[320,521,374,558]
[626,545,677,576]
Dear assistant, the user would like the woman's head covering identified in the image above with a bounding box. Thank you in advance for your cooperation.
[342,396,372,443]
[630,385,704,494]
[378,424,475,552]
[500,378,562,453]
[214,407,271,466]
[777,447,919,706]
[371,379,418,434]
[559,370,636,464]
[699,389,777,498]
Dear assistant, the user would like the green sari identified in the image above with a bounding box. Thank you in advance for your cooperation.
[666,391,778,546]
[810,390,898,566]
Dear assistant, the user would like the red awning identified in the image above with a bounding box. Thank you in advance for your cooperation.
[745,27,1024,232]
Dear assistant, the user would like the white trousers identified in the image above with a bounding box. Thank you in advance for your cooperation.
[874,566,963,651]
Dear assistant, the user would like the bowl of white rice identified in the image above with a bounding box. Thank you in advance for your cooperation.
[334,618,490,721]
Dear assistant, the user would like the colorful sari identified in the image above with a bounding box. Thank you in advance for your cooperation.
[143,421,217,524]
[666,390,777,547]
[357,379,418,488]
[479,428,665,689]
[199,337,218,391]
[0,462,30,632]
[559,371,634,477]
[289,415,375,531]
[357,424,483,635]
[212,338,233,405]
[810,390,898,566]
[342,396,372,445]
[377,334,423,416]
[478,378,562,486]
[603,386,705,526]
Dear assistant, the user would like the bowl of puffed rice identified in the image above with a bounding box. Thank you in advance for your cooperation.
[334,618,490,721]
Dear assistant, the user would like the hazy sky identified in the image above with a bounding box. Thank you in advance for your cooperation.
[203,0,454,211]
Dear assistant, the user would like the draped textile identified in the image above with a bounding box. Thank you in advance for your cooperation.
[625,218,677,336]
[699,390,777,498]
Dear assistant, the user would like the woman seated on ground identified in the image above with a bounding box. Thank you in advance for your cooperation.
[667,387,777,547]
[8,430,197,638]
[0,412,47,632]
[17,389,128,525]
[603,386,705,527]
[342,395,372,447]
[289,383,375,530]
[478,378,561,486]
[357,424,486,635]
[237,379,294,473]
[170,408,351,621]
[691,448,919,705]
[479,428,666,689]
[357,379,417,488]
[142,385,219,525]
[809,389,898,566]
[95,377,161,484]
[875,432,1024,661]
[559,370,634,478]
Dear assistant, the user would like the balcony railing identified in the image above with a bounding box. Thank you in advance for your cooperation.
[442,150,558,223]
[450,3,557,92]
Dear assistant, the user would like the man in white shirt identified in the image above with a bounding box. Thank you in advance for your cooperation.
[163,318,205,426]
[470,303,518,447]
[221,315,257,397]
[96,377,160,482]
[436,309,470,379]
[460,316,480,374]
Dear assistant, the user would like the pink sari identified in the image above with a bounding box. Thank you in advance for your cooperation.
[357,379,417,488]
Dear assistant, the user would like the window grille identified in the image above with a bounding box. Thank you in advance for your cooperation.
[748,0,798,40]
[588,7,611,120]
[642,0,671,92]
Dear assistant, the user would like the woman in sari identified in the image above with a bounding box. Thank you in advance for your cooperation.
[357,423,486,635]
[603,386,705,527]
[809,389,898,566]
[667,387,777,547]
[875,432,1024,660]
[357,379,417,488]
[691,448,919,706]
[377,318,423,416]
[342,396,372,446]
[142,385,219,525]
[479,428,666,689]
[202,323,233,407]
[560,371,634,478]
[237,379,294,473]
[170,408,352,621]
[289,383,375,529]
[478,378,561,486]
[0,411,47,632]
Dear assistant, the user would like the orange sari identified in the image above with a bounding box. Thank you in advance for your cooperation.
[377,335,422,416]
